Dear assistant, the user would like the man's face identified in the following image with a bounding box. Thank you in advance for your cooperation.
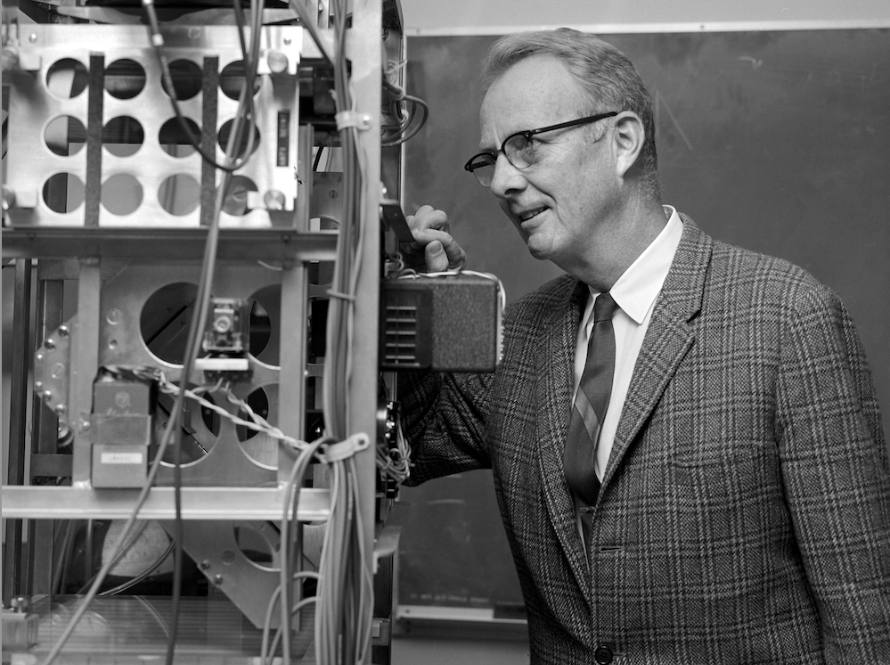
[479,54,618,273]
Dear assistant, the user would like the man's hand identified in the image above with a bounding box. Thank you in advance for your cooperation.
[404,205,467,272]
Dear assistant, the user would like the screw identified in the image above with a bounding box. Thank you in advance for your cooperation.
[11,596,30,612]
[2,187,15,211]
[58,325,69,337]
[264,190,286,211]
[266,50,288,74]
[28,33,37,43]
[45,338,56,350]
[213,574,223,586]
[200,560,210,570]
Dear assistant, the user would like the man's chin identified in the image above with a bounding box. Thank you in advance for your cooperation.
[525,239,551,261]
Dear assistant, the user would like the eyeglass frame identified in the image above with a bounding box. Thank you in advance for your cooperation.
[463,111,619,186]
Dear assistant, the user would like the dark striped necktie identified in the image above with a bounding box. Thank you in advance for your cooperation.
[565,292,619,506]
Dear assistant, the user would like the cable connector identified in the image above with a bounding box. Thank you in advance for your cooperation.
[317,432,369,463]
[335,110,373,132]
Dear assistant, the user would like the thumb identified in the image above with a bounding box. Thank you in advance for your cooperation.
[425,240,449,272]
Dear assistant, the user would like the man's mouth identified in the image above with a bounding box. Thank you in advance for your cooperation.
[518,207,547,222]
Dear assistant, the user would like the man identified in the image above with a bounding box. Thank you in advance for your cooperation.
[400,28,889,664]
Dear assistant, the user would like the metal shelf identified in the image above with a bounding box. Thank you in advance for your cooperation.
[1,228,338,261]
[1,485,330,521]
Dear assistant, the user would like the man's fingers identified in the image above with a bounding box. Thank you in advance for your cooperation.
[403,205,466,271]
[425,240,449,272]
[441,236,467,270]
[407,205,449,234]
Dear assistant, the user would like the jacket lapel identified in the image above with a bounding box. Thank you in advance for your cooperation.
[531,218,712,607]
[535,281,592,604]
[603,217,712,489]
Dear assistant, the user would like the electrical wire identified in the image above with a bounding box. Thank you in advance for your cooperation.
[310,2,376,662]
[161,0,265,659]
[261,587,318,665]
[142,0,257,174]
[165,0,266,658]
[50,520,76,595]
[277,436,326,664]
[287,0,335,67]
[377,418,411,482]
[381,79,430,146]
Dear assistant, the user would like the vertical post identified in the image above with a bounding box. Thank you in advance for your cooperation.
[30,275,66,595]
[346,5,384,664]
[69,259,101,484]
[277,126,314,484]
[3,259,33,602]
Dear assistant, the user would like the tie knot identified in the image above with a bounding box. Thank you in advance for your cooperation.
[593,292,618,323]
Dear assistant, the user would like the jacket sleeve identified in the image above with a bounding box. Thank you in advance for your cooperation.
[775,282,890,662]
[398,368,495,485]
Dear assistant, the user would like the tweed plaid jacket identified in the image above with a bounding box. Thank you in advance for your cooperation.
[401,217,890,664]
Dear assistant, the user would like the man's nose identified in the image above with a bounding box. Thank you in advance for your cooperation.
[489,153,526,198]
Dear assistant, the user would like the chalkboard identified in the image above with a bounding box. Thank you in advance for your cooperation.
[392,28,890,620]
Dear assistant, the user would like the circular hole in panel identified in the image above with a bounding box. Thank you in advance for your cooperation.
[44,116,86,156]
[45,58,89,99]
[104,58,146,99]
[102,116,145,157]
[221,175,258,216]
[159,117,200,157]
[140,282,198,364]
[233,524,278,570]
[158,174,200,216]
[161,59,203,101]
[219,60,262,100]
[101,174,143,215]
[236,385,278,468]
[42,173,85,213]
[154,386,220,466]
[217,119,260,160]
[248,285,280,365]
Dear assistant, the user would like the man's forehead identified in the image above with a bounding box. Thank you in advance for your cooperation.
[478,56,589,147]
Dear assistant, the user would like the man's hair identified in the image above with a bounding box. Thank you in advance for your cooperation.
[482,28,660,198]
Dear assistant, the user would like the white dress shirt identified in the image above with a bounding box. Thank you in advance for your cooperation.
[573,206,683,483]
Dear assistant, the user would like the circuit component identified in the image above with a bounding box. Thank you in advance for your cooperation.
[196,297,252,379]
[90,368,157,488]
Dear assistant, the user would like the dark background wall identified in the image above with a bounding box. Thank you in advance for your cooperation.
[391,28,890,619]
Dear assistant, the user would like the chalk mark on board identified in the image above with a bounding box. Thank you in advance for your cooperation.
[738,55,764,70]
[656,90,693,151]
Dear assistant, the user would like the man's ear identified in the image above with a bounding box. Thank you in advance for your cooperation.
[611,111,645,179]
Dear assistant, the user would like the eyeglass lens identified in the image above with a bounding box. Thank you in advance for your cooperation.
[504,134,535,169]
[469,136,533,186]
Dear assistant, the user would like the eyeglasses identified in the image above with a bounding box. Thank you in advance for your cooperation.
[463,111,618,187]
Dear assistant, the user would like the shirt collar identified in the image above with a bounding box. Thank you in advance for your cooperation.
[588,205,683,325]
